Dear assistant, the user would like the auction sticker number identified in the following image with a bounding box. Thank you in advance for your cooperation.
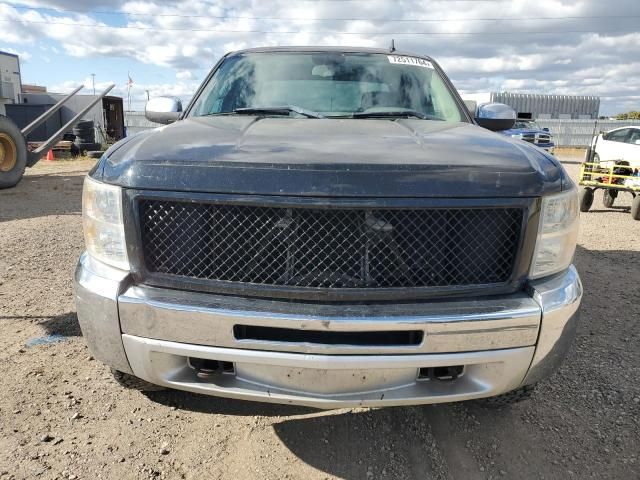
[387,55,434,69]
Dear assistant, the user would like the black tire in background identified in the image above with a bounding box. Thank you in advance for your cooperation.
[70,143,80,157]
[73,120,96,144]
[74,120,94,130]
[603,189,617,208]
[73,129,94,139]
[579,187,594,212]
[87,150,104,159]
[631,195,640,221]
[76,142,102,152]
[75,134,96,144]
[0,115,28,189]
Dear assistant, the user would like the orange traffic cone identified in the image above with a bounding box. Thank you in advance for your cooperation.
[46,149,55,161]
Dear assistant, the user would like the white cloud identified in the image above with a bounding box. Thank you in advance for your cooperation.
[0,46,32,61]
[176,70,193,81]
[50,76,200,110]
[2,0,640,114]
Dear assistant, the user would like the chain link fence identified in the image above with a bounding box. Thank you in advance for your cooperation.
[124,111,159,136]
[124,112,640,148]
[537,119,640,147]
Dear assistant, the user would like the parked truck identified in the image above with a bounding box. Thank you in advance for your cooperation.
[75,47,582,408]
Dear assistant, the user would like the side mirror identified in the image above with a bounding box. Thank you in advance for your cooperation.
[145,97,183,124]
[475,103,516,131]
[542,127,550,132]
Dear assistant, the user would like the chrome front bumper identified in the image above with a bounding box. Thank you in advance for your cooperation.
[75,253,582,408]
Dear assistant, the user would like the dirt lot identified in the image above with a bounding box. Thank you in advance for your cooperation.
[0,153,638,480]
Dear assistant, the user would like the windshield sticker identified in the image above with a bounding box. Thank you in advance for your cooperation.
[387,55,434,69]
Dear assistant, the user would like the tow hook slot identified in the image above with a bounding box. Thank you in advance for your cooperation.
[188,357,235,379]
[418,365,464,382]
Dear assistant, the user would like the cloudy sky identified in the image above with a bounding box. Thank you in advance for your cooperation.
[1,0,639,114]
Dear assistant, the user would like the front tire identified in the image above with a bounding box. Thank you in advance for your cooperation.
[0,115,27,189]
[111,369,166,392]
[579,187,594,212]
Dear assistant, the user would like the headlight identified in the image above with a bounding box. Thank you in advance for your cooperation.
[82,176,129,270]
[530,188,579,279]
[511,133,523,139]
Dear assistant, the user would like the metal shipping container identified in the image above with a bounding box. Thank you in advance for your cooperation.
[490,92,600,119]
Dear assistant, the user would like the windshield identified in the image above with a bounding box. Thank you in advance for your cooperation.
[189,52,464,121]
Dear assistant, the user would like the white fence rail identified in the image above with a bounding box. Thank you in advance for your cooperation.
[124,112,640,148]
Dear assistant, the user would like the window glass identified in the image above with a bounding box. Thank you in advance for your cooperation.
[625,129,640,144]
[605,129,630,142]
[190,52,463,121]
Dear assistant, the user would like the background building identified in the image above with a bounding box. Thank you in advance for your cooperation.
[463,92,600,119]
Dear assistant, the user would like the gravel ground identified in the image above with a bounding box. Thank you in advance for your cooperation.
[0,153,638,480]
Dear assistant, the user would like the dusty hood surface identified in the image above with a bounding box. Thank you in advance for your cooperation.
[97,116,563,197]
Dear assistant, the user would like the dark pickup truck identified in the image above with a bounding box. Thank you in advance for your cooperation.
[500,119,555,154]
[75,47,581,408]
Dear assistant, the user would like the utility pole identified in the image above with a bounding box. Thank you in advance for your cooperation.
[91,73,96,95]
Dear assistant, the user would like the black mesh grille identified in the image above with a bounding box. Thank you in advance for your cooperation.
[138,200,523,293]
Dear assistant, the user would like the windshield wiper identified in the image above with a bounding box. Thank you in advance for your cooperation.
[233,106,325,119]
[352,110,443,120]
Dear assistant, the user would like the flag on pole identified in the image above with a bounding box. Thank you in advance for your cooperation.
[127,72,133,112]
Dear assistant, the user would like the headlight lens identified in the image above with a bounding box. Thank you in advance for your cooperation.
[82,176,129,270]
[530,188,579,279]
[511,133,523,139]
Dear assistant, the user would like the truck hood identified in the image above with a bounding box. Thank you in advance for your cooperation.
[98,116,563,197]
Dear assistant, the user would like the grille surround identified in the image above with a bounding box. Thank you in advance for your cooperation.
[130,194,531,302]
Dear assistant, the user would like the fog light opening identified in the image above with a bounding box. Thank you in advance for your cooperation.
[188,357,235,379]
[418,365,464,382]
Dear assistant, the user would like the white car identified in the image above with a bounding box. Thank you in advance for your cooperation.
[592,126,640,167]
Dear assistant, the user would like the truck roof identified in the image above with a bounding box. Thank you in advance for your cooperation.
[228,45,434,61]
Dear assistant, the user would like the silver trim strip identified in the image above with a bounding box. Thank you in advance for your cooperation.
[119,286,541,354]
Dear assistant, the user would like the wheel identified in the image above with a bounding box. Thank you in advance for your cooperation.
[73,120,93,129]
[87,150,104,159]
[603,189,617,208]
[0,115,28,189]
[111,369,166,392]
[74,133,96,144]
[70,144,80,157]
[632,195,640,221]
[479,384,536,407]
[75,142,102,152]
[579,187,594,212]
